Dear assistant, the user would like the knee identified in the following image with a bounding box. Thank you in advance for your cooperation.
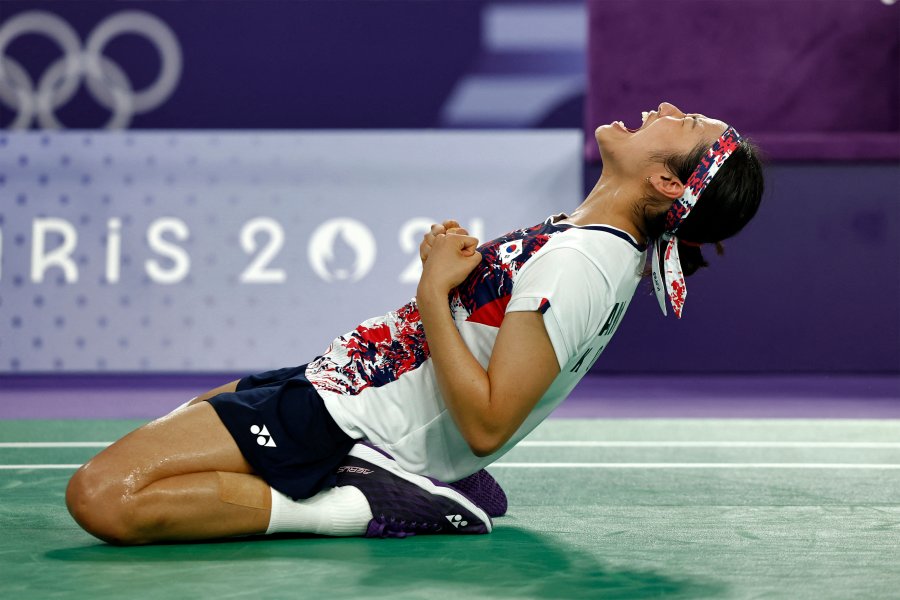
[66,464,146,545]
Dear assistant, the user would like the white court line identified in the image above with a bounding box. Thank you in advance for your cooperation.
[494,463,900,469]
[0,442,110,448]
[2,463,900,470]
[0,464,82,469]
[3,441,900,449]
[519,441,900,449]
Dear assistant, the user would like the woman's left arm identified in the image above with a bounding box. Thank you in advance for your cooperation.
[417,233,559,457]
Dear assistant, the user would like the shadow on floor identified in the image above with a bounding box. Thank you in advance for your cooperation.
[47,526,726,599]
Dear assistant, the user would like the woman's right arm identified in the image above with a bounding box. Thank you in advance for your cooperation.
[417,232,559,457]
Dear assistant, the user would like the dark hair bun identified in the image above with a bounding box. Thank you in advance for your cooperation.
[677,240,709,277]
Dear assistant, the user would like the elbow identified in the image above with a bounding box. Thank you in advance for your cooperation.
[466,430,506,458]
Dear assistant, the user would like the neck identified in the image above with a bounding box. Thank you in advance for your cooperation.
[563,171,647,244]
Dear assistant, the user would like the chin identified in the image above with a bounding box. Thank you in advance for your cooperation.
[594,123,614,147]
[594,124,619,157]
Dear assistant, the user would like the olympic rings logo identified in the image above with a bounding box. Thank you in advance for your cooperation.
[0,10,181,129]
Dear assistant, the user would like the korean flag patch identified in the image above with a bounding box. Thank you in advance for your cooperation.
[498,240,523,265]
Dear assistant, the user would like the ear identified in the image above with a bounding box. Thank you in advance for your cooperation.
[648,174,685,200]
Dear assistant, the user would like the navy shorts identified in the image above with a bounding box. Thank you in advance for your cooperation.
[208,364,357,500]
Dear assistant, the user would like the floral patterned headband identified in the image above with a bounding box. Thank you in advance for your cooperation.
[651,126,742,318]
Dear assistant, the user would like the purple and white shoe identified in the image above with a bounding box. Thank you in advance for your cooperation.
[335,443,492,538]
[449,469,508,518]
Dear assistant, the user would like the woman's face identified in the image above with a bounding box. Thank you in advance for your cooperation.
[595,102,728,177]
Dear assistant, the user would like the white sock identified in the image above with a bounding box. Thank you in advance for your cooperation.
[266,485,373,536]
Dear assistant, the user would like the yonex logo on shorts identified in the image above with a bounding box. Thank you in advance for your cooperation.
[250,424,277,447]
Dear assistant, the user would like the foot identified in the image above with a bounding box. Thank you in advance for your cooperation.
[448,469,508,518]
[335,443,492,538]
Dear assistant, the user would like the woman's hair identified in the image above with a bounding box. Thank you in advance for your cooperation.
[642,138,765,276]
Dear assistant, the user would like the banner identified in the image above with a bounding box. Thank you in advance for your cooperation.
[0,130,583,372]
[0,1,586,131]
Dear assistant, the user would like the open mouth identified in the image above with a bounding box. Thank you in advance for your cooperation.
[614,111,652,134]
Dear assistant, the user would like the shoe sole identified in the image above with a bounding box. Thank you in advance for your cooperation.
[347,443,492,533]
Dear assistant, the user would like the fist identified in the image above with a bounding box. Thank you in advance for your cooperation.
[420,220,473,265]
[419,231,482,294]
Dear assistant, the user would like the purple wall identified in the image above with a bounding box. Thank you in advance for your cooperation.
[582,0,900,372]
[585,0,900,162]
[588,161,900,373]
[0,1,480,128]
[0,0,584,131]
[6,0,896,158]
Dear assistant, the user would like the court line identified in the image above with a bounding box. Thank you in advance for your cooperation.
[494,463,900,469]
[3,463,900,470]
[0,442,110,448]
[0,464,83,469]
[519,441,900,449]
[3,441,900,449]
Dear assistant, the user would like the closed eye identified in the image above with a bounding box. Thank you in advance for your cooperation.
[679,115,699,129]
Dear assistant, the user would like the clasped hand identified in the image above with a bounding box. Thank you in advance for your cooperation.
[418,220,482,295]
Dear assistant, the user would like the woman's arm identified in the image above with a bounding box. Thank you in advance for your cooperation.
[417,232,559,457]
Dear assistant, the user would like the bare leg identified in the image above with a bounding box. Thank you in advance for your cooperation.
[166,380,240,414]
[67,402,270,545]
[189,379,240,405]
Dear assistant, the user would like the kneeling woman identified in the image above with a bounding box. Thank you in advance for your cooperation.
[66,102,764,544]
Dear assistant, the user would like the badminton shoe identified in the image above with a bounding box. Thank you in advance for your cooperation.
[448,469,508,518]
[335,442,492,538]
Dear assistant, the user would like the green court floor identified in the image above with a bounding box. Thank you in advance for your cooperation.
[1,419,898,599]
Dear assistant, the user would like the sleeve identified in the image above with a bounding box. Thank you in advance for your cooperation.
[506,247,614,370]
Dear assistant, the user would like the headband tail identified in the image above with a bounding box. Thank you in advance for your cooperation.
[654,125,741,319]
[663,236,687,319]
[651,236,668,316]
